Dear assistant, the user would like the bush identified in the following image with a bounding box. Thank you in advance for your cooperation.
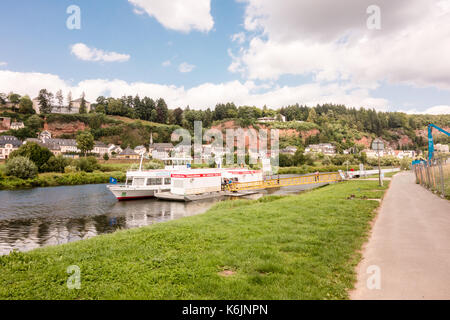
[143,160,164,170]
[64,165,77,173]
[103,153,109,161]
[10,142,53,172]
[5,156,38,179]
[76,156,99,172]
[42,155,70,173]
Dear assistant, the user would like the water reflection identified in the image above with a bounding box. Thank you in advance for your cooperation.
[0,184,222,255]
[0,179,326,255]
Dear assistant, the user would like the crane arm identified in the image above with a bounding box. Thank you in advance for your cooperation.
[428,124,450,160]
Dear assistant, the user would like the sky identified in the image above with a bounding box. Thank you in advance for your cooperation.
[0,0,450,114]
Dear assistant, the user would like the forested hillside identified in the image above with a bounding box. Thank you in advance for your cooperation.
[1,91,449,152]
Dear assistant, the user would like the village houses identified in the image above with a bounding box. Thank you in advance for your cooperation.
[0,135,22,159]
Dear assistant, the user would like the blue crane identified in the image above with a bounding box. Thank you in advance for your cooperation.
[428,124,450,160]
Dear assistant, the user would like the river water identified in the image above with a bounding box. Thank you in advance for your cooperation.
[0,178,326,255]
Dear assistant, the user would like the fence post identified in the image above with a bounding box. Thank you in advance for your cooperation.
[438,158,445,198]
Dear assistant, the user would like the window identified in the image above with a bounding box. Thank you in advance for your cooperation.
[146,178,162,186]
[132,178,145,186]
[164,178,171,185]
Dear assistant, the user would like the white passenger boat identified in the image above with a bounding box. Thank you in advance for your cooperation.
[107,156,192,201]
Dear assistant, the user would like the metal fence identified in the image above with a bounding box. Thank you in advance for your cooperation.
[413,157,450,199]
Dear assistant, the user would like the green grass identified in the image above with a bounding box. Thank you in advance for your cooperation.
[0,180,389,300]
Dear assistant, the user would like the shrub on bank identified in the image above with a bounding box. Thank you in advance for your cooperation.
[75,156,99,173]
[0,170,126,190]
[5,156,38,179]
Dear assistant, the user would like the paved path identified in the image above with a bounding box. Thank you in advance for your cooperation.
[351,171,450,300]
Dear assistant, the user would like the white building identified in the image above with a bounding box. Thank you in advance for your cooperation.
[150,143,174,160]
[0,136,22,159]
[108,144,123,156]
[257,114,286,123]
[436,143,450,153]
[305,143,336,156]
[10,121,25,130]
[32,97,91,114]
[93,142,109,156]
[280,146,298,156]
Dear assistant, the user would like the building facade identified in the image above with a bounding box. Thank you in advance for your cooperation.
[0,136,22,159]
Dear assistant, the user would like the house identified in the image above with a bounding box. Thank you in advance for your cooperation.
[257,115,286,123]
[305,143,336,156]
[280,146,298,156]
[150,143,174,160]
[395,150,416,159]
[435,144,450,153]
[108,144,123,156]
[134,145,147,156]
[117,147,140,160]
[32,97,91,114]
[92,142,109,156]
[51,139,79,154]
[39,130,52,141]
[0,136,22,159]
[69,98,92,114]
[24,138,62,156]
[0,117,11,132]
[10,121,25,130]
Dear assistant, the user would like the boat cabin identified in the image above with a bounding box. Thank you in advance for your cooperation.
[170,169,222,195]
[221,169,263,184]
[125,170,172,188]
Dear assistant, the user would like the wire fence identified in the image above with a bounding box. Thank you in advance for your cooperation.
[413,157,450,199]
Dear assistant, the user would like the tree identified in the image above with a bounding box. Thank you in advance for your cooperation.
[0,93,6,106]
[173,107,183,125]
[9,142,53,172]
[307,108,318,123]
[67,91,73,113]
[76,156,99,172]
[79,92,87,114]
[103,153,109,161]
[42,155,69,173]
[55,90,64,112]
[5,156,38,179]
[18,96,35,114]
[155,98,168,123]
[76,132,94,156]
[7,92,21,112]
[37,89,53,114]
[25,115,44,130]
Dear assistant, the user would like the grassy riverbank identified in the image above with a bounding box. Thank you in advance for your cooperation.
[0,179,389,299]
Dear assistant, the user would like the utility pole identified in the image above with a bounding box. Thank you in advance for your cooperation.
[372,138,384,187]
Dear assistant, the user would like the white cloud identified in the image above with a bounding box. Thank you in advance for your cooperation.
[162,60,171,67]
[0,69,391,111]
[128,0,214,33]
[404,105,450,115]
[231,32,246,44]
[178,62,195,73]
[71,43,130,63]
[232,0,450,90]
[0,62,7,67]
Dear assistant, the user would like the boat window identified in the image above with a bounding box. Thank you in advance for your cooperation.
[164,178,171,185]
[132,178,145,186]
[146,178,163,186]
